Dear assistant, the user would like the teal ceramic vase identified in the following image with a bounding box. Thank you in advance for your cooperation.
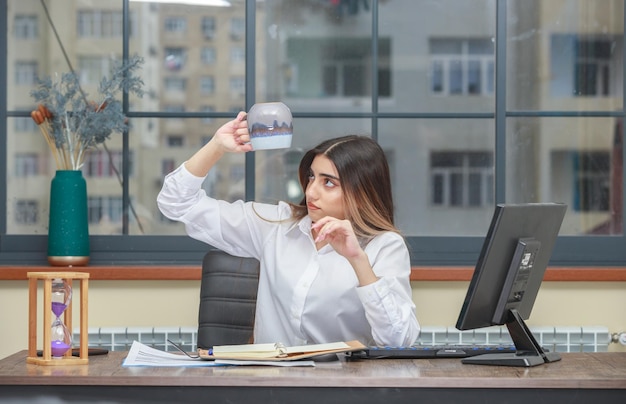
[47,170,90,266]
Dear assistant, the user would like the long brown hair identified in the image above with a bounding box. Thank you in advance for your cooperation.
[291,135,399,239]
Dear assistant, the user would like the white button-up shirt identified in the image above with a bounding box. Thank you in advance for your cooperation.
[157,164,420,347]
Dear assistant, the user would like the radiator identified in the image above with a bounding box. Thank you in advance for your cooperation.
[74,325,611,353]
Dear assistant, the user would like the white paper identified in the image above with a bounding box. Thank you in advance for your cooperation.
[215,359,315,367]
[122,340,223,367]
[122,341,315,367]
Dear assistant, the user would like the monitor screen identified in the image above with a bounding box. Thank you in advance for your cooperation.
[455,203,567,367]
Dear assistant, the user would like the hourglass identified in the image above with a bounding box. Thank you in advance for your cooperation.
[27,271,89,366]
[50,278,72,357]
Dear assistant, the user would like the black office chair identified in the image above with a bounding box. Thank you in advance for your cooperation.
[197,250,260,350]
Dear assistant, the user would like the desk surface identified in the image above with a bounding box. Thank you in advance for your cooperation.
[1,351,625,403]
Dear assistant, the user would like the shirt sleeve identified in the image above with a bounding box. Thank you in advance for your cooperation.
[355,233,421,347]
[156,163,288,258]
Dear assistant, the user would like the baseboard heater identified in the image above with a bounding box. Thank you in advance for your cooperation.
[75,325,610,353]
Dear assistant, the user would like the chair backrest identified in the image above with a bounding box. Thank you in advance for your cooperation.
[197,250,260,349]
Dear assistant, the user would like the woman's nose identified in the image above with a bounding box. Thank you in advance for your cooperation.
[305,181,318,199]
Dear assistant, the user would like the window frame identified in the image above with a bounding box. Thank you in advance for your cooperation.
[1,0,626,268]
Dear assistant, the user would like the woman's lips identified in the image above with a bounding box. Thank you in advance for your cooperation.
[307,202,319,211]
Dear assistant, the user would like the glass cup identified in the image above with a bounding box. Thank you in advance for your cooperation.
[247,102,293,150]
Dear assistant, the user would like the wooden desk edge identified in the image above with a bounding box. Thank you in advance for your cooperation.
[1,266,626,282]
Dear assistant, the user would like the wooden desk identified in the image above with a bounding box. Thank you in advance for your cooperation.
[1,351,625,403]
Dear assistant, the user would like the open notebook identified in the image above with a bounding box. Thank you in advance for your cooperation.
[198,340,366,361]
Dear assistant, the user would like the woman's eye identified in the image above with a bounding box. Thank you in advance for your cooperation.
[324,179,336,187]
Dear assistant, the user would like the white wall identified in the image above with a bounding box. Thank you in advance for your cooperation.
[1,280,625,360]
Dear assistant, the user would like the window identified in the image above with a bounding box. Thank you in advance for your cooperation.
[573,152,610,212]
[14,153,40,178]
[164,77,187,92]
[78,56,113,85]
[88,196,123,225]
[15,200,38,225]
[77,10,128,38]
[14,116,37,132]
[230,47,244,64]
[229,76,245,97]
[550,34,620,98]
[202,17,216,39]
[164,47,186,71]
[164,17,187,33]
[167,135,184,147]
[201,47,216,65]
[200,76,215,95]
[83,150,133,178]
[3,1,626,267]
[230,17,244,40]
[15,61,37,85]
[14,14,38,39]
[286,37,391,98]
[430,151,494,207]
[430,38,494,96]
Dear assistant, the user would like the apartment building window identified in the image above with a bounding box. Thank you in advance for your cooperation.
[550,34,620,97]
[15,200,38,225]
[202,16,216,39]
[164,17,187,33]
[430,151,494,207]
[164,77,187,92]
[430,38,494,96]
[14,15,38,39]
[14,116,37,132]
[229,76,245,97]
[15,61,38,85]
[83,150,132,178]
[200,76,215,95]
[574,152,610,212]
[88,196,123,224]
[201,47,216,65]
[287,37,391,98]
[164,47,186,72]
[78,56,112,85]
[14,153,40,178]
[167,135,184,147]
[77,10,127,38]
[230,17,244,40]
[230,47,245,64]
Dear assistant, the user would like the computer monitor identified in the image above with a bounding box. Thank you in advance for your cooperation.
[455,203,567,367]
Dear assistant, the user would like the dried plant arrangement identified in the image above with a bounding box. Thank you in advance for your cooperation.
[30,55,145,170]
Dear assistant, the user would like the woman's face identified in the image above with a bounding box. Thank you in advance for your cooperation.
[305,155,345,222]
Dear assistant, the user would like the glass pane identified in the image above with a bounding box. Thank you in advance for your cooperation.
[508,0,624,111]
[506,117,622,236]
[6,116,52,235]
[378,119,495,237]
[379,0,496,113]
[128,1,246,113]
[128,118,246,236]
[254,118,371,205]
[258,0,374,113]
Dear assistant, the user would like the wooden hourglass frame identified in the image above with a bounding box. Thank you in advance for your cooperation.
[27,271,89,366]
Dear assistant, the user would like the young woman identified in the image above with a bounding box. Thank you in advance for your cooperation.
[157,111,420,347]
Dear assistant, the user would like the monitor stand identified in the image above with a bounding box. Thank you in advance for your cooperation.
[461,309,561,367]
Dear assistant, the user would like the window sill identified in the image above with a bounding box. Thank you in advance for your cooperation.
[1,266,625,281]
